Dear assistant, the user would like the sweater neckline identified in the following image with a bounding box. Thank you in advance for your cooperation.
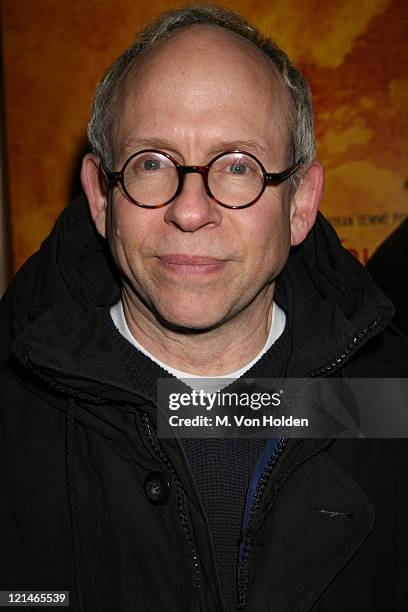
[110,299,286,383]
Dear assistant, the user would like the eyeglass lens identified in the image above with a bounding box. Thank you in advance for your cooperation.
[122,151,265,207]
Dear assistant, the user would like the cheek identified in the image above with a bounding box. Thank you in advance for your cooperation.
[111,196,139,237]
[241,199,291,277]
[107,198,150,270]
[111,193,161,242]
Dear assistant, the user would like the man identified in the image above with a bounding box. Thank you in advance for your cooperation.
[1,5,407,612]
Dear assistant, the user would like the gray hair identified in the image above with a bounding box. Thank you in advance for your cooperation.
[87,4,315,191]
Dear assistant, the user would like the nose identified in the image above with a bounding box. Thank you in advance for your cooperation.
[163,172,222,232]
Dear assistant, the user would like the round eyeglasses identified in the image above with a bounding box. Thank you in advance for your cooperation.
[103,149,304,210]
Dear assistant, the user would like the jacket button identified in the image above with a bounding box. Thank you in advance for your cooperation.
[144,471,171,504]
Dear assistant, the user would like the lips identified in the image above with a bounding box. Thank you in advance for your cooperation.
[159,254,225,265]
[157,253,228,275]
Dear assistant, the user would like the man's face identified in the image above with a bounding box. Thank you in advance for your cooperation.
[95,28,298,330]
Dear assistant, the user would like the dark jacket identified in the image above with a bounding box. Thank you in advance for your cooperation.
[1,194,408,612]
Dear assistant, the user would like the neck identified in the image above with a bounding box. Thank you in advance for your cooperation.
[121,285,275,376]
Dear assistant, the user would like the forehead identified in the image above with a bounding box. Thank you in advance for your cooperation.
[113,26,291,159]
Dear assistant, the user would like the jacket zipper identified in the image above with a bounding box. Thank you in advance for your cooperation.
[140,412,203,610]
[237,437,288,610]
[236,315,382,609]
[307,317,381,378]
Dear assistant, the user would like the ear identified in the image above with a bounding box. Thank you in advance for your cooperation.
[81,153,108,238]
[289,160,324,246]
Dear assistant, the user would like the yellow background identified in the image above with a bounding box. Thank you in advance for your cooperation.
[3,0,407,271]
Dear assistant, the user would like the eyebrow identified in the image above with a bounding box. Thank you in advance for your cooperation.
[121,136,272,160]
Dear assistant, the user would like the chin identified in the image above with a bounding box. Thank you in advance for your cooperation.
[154,303,228,333]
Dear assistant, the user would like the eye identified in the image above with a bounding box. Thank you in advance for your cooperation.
[228,162,248,175]
[143,158,162,171]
